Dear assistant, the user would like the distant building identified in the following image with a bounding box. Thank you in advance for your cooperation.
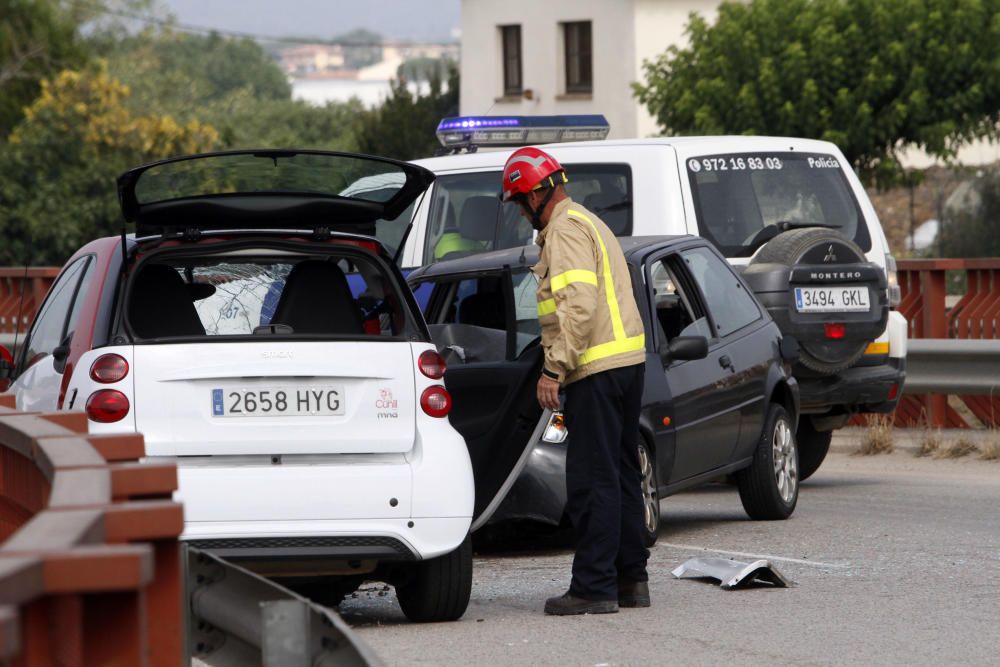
[459,0,719,139]
[279,44,346,76]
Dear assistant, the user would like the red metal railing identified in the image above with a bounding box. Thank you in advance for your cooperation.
[895,258,1000,427]
[0,269,59,336]
[0,394,183,666]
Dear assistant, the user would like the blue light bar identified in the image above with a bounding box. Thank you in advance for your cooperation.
[435,115,610,149]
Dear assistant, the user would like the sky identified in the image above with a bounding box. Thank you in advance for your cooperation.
[155,0,461,43]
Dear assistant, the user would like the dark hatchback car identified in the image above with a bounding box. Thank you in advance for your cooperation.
[408,235,802,544]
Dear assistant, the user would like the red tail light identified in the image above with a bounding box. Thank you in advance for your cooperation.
[824,323,846,340]
[420,386,451,418]
[418,350,447,379]
[888,383,899,400]
[86,390,130,423]
[90,354,129,383]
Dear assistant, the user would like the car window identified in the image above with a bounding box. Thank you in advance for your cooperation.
[418,268,539,363]
[127,250,409,339]
[686,152,871,257]
[19,256,93,370]
[681,246,761,338]
[649,258,709,353]
[422,164,633,265]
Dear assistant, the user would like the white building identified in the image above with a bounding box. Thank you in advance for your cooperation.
[459,0,719,139]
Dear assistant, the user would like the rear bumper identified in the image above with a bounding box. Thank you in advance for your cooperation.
[799,356,906,414]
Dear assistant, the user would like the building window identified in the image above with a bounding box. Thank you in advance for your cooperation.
[500,25,522,97]
[563,21,592,94]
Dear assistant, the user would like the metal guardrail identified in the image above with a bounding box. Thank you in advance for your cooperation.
[905,339,1000,395]
[187,547,383,667]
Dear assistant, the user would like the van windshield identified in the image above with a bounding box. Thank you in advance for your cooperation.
[685,152,871,257]
[423,164,632,264]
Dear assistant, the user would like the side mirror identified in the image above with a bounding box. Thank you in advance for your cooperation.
[52,333,72,374]
[779,335,800,363]
[667,335,709,361]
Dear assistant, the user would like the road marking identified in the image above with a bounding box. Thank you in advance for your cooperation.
[658,542,850,569]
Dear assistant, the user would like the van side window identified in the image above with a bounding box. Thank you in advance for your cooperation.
[422,164,633,265]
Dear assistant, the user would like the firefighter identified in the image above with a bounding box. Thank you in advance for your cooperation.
[502,146,650,615]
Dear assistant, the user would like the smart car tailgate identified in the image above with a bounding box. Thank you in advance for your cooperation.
[131,341,416,456]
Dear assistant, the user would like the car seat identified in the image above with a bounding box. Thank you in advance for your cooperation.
[270,260,364,335]
[438,196,498,261]
[129,264,206,338]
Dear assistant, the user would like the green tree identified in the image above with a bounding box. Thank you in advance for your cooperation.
[634,0,1000,184]
[0,64,218,265]
[356,65,458,160]
[0,0,89,136]
[106,29,292,115]
[398,56,454,83]
[939,169,1000,257]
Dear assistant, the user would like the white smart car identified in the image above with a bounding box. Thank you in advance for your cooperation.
[0,150,475,622]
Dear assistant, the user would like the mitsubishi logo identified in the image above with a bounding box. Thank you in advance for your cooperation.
[823,245,838,262]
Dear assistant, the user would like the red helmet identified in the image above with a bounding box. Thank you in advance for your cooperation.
[502,147,567,201]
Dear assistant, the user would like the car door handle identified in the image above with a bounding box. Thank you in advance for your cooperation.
[719,355,734,370]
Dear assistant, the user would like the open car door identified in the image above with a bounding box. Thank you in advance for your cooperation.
[411,264,545,529]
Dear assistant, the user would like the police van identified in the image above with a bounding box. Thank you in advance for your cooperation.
[395,115,907,479]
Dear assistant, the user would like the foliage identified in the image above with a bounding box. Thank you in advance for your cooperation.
[398,56,454,83]
[0,0,90,136]
[634,0,1000,185]
[106,29,292,114]
[939,168,1000,257]
[356,64,458,160]
[0,64,218,265]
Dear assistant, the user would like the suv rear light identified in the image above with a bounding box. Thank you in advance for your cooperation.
[418,350,447,379]
[86,389,130,423]
[90,354,129,383]
[824,323,846,339]
[420,385,451,417]
[885,254,901,307]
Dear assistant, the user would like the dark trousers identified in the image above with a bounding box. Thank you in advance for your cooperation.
[564,363,648,601]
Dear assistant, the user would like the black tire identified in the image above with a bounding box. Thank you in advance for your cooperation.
[737,404,798,520]
[796,419,833,481]
[396,534,472,622]
[752,227,869,374]
[637,440,660,547]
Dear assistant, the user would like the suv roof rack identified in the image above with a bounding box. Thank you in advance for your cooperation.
[435,115,610,154]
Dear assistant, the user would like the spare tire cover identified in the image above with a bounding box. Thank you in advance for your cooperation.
[752,227,872,374]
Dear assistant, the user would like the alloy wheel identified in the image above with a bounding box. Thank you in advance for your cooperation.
[772,417,798,504]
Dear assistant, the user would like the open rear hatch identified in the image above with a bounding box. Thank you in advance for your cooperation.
[117,149,434,242]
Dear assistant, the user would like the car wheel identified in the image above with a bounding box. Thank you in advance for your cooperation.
[797,419,832,481]
[638,440,660,547]
[737,403,798,520]
[395,534,472,622]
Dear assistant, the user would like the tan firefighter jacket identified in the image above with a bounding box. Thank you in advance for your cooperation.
[533,198,646,385]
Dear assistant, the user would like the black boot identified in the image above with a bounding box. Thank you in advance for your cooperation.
[544,592,619,616]
[618,580,650,608]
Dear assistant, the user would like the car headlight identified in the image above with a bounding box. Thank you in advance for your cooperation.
[542,411,568,444]
[885,254,901,307]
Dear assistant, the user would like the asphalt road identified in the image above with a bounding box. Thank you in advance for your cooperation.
[341,450,1000,666]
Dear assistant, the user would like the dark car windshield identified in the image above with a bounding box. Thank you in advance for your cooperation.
[685,152,871,257]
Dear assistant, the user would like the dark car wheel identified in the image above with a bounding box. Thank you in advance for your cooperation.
[638,440,660,547]
[797,418,833,481]
[737,403,798,520]
[396,534,472,622]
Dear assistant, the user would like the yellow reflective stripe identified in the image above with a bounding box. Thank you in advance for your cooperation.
[569,209,627,341]
[537,298,557,316]
[551,269,598,292]
[578,334,647,365]
[865,342,889,355]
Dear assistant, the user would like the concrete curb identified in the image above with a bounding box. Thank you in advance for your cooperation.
[831,427,998,455]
